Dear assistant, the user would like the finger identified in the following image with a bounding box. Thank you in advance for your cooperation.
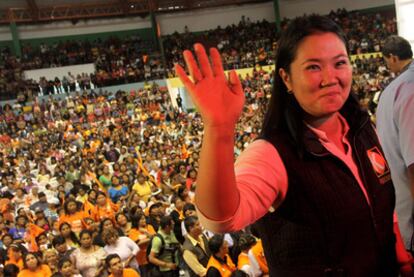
[194,43,213,78]
[229,70,243,94]
[209,48,226,80]
[183,50,203,83]
[175,64,195,92]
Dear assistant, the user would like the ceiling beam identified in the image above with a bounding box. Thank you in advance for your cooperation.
[0,0,268,24]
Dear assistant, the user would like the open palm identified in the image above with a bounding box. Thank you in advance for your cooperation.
[175,43,245,128]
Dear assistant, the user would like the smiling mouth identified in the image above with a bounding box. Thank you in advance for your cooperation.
[321,91,341,97]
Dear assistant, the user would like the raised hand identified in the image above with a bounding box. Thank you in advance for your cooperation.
[175,43,245,128]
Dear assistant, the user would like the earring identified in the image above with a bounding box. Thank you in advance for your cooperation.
[287,90,293,94]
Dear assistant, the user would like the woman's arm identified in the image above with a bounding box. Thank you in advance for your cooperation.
[175,44,244,222]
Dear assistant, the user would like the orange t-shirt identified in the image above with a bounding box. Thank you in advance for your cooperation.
[5,257,24,271]
[251,240,268,274]
[17,264,52,277]
[108,268,140,277]
[128,225,156,265]
[58,211,88,234]
[91,201,119,222]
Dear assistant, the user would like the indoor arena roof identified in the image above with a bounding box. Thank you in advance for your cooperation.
[0,0,271,24]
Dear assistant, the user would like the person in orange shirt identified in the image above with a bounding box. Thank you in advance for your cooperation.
[128,212,156,274]
[17,252,52,277]
[250,239,268,275]
[206,234,236,277]
[105,253,140,277]
[91,191,119,222]
[82,190,97,216]
[58,199,88,234]
[237,234,262,277]
[5,244,25,271]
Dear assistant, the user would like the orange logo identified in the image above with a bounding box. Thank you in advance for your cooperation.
[367,147,390,178]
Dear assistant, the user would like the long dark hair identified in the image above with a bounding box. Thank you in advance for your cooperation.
[59,222,80,245]
[261,15,349,147]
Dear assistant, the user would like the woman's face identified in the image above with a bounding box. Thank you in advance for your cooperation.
[89,190,97,200]
[16,189,24,197]
[97,194,106,205]
[138,216,147,227]
[103,220,114,230]
[132,194,140,203]
[107,234,117,245]
[117,214,127,226]
[37,234,47,245]
[279,32,352,119]
[25,254,39,270]
[3,236,12,247]
[45,251,58,264]
[67,202,77,213]
[60,224,71,237]
[61,261,74,277]
[80,233,92,248]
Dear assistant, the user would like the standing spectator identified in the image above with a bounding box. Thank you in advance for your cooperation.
[90,191,119,223]
[52,236,76,260]
[17,252,52,277]
[102,228,140,271]
[377,35,414,253]
[182,216,211,277]
[58,199,88,234]
[43,249,59,274]
[176,94,183,113]
[148,215,180,277]
[29,192,49,212]
[108,176,128,204]
[59,222,79,248]
[56,258,82,277]
[128,212,156,276]
[71,229,106,277]
[105,253,140,277]
[236,234,260,277]
[205,234,236,277]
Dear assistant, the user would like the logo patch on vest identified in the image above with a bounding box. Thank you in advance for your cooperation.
[367,147,391,184]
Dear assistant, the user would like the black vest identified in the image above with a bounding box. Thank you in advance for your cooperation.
[182,234,211,277]
[254,107,397,277]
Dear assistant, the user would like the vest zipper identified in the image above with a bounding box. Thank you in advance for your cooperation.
[352,117,378,233]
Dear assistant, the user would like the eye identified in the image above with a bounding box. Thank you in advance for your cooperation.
[335,60,349,67]
[305,64,320,71]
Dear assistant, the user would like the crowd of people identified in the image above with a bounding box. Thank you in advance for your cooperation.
[0,7,397,101]
[0,64,273,276]
[0,35,165,101]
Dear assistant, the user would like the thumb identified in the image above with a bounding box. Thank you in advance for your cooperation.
[229,70,242,94]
